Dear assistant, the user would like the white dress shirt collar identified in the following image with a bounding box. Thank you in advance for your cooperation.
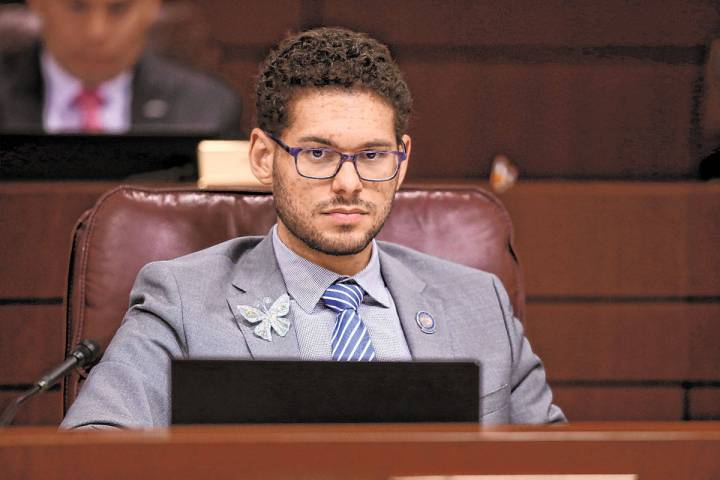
[40,50,133,133]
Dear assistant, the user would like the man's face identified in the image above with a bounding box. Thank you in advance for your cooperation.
[272,89,409,261]
[29,0,160,86]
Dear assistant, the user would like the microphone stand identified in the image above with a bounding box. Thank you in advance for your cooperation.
[0,339,100,427]
[0,385,41,427]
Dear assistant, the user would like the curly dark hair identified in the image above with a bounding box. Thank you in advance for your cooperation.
[255,27,412,139]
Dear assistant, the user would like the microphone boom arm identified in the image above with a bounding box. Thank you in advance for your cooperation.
[0,339,100,427]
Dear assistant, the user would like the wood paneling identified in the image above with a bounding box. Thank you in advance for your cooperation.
[689,387,720,420]
[0,182,113,298]
[525,303,720,382]
[174,1,711,181]
[552,385,685,421]
[501,182,720,298]
[0,183,116,427]
[0,391,62,426]
[320,0,719,47]
[218,60,267,134]
[0,305,65,385]
[687,188,720,296]
[193,0,303,45]
[402,63,699,180]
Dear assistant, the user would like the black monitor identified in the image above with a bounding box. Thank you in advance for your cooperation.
[171,359,480,424]
[0,133,208,180]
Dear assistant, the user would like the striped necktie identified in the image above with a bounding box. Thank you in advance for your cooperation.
[321,280,376,362]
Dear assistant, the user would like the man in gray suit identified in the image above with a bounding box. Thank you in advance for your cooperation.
[61,27,565,428]
[0,0,242,136]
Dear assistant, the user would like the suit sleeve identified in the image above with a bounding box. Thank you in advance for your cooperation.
[491,276,567,423]
[60,261,187,429]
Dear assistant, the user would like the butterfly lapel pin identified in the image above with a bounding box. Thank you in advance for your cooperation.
[236,294,291,342]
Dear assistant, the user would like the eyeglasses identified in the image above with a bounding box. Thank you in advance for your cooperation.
[267,132,407,182]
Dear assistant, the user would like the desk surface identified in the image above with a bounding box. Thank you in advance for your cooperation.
[2,422,720,479]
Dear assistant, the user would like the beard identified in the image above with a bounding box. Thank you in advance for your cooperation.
[273,172,394,256]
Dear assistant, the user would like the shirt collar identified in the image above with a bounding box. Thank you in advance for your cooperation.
[41,50,82,117]
[271,225,390,313]
[40,50,132,113]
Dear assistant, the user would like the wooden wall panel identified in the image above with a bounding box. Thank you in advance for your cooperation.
[174,1,710,180]
[219,60,266,133]
[0,305,64,385]
[688,317,720,381]
[689,388,720,420]
[401,63,699,179]
[320,0,719,47]
[687,189,720,296]
[183,0,720,49]
[524,303,720,382]
[501,182,720,298]
[0,183,112,426]
[552,385,684,421]
[0,182,112,298]
[0,391,62,426]
[191,0,304,45]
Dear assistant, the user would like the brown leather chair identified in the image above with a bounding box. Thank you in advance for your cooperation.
[63,185,525,413]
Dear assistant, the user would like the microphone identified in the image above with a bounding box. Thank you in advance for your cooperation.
[0,339,101,426]
[36,339,100,392]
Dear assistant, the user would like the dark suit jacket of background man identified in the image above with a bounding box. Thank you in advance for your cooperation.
[0,44,244,137]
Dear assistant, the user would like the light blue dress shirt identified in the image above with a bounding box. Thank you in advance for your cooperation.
[271,226,412,361]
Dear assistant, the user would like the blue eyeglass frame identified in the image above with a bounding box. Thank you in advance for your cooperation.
[266,132,407,182]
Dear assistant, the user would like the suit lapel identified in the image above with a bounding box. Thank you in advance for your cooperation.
[226,235,301,359]
[379,247,456,360]
[130,53,174,131]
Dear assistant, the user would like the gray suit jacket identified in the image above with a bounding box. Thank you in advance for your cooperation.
[61,234,566,428]
[0,44,243,137]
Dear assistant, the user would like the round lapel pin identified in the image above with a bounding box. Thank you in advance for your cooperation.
[415,311,436,334]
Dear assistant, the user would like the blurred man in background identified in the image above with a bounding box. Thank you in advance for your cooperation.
[0,0,243,135]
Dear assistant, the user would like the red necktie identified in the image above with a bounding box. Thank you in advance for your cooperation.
[74,87,104,132]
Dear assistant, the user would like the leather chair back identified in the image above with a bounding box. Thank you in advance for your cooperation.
[64,186,524,412]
